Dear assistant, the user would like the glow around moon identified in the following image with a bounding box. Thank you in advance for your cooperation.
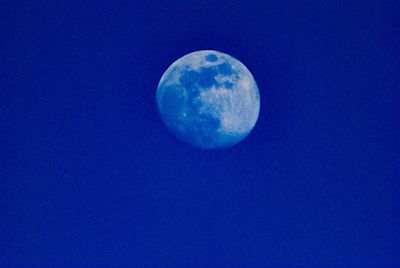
[156,50,260,149]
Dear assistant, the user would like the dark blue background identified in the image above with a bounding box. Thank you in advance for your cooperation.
[1,1,399,267]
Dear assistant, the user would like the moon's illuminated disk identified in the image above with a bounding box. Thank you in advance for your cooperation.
[156,50,260,149]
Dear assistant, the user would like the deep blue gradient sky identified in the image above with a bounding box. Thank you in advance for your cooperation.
[1,1,399,267]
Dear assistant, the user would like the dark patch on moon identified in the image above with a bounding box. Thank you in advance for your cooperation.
[224,81,234,89]
[159,86,185,122]
[179,70,199,88]
[205,54,218,62]
[198,67,218,88]
[217,62,234,75]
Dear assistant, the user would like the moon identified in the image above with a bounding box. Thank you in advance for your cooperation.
[156,50,260,149]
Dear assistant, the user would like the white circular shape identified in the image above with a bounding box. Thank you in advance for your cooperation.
[156,50,260,149]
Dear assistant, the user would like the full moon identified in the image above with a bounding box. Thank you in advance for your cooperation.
[156,50,260,149]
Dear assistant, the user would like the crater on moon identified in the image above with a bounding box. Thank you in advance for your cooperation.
[156,50,260,149]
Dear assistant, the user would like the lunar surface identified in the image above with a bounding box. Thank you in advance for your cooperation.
[156,50,260,149]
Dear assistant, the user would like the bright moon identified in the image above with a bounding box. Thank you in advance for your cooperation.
[156,50,260,149]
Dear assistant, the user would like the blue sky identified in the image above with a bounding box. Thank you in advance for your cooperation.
[1,1,399,267]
